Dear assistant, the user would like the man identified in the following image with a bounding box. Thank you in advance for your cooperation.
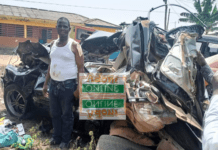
[42,17,84,149]
[195,51,218,150]
[202,71,218,150]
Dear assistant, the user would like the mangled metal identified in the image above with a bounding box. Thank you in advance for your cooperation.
[126,102,177,133]
[91,5,211,150]
[82,30,122,59]
[160,33,199,104]
[81,17,207,149]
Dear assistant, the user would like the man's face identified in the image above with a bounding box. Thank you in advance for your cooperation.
[56,20,71,37]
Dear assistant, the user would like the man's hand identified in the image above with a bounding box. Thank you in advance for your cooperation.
[212,71,218,95]
[73,88,79,99]
[43,84,49,98]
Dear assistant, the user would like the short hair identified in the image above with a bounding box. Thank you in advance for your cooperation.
[57,17,70,27]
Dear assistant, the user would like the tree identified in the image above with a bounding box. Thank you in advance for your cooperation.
[179,0,218,34]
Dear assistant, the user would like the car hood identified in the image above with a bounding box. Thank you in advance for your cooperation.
[16,40,50,65]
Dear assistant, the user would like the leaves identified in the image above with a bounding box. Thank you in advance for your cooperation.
[179,18,189,22]
[194,0,202,13]
[212,5,217,14]
[179,0,218,33]
[211,27,218,31]
[180,12,190,17]
[202,0,212,15]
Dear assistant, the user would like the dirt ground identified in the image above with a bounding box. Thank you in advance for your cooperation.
[0,55,91,150]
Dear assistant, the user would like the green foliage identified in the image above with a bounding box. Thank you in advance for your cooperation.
[74,131,95,150]
[89,131,95,150]
[12,125,96,150]
[179,0,218,34]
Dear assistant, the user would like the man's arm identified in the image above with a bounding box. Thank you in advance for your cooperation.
[203,72,218,150]
[42,41,54,97]
[72,42,84,99]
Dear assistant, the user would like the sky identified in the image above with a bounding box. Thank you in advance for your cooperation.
[0,0,217,30]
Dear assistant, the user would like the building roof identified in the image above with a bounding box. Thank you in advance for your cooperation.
[0,4,120,28]
[83,18,119,28]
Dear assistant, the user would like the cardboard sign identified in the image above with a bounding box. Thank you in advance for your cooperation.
[79,73,127,120]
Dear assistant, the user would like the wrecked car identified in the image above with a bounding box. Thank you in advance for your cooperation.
[0,40,112,145]
[1,4,218,150]
[81,4,217,150]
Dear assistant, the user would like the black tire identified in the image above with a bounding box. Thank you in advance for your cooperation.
[96,135,151,150]
[4,84,28,118]
[165,119,202,150]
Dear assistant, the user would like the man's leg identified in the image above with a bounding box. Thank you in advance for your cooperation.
[60,88,74,144]
[49,84,62,143]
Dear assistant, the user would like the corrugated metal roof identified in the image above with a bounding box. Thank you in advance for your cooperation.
[83,18,118,27]
[0,4,120,28]
[0,4,88,23]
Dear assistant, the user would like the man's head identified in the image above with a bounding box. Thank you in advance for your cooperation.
[56,17,71,38]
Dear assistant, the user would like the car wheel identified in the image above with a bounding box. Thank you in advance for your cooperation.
[96,135,152,150]
[4,84,28,118]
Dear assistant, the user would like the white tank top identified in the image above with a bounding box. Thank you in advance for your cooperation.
[50,38,78,81]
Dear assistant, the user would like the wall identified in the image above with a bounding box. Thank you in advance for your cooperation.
[92,27,116,33]
[0,36,54,47]
[0,22,58,51]
[0,36,38,48]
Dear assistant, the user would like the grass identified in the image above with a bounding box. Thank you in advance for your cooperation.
[10,124,96,150]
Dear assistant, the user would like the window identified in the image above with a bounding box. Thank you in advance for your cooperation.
[0,24,2,36]
[0,23,24,37]
[15,25,24,37]
[7,24,16,37]
[0,24,6,36]
[47,29,52,39]
[27,26,33,37]
[76,29,93,40]
[0,24,57,39]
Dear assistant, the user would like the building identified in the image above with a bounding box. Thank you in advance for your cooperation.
[0,4,121,50]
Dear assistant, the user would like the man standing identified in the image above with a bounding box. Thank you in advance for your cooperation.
[195,51,218,150]
[202,71,218,149]
[43,17,84,149]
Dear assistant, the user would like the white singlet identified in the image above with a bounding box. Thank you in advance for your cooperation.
[49,38,78,81]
